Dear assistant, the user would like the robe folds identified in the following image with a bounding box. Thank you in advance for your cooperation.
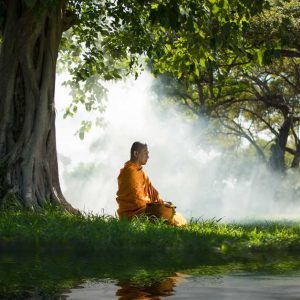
[116,161,187,226]
[116,161,161,219]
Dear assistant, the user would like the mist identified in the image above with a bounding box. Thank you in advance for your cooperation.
[55,72,300,221]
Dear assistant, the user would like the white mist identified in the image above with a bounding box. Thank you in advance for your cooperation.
[55,72,300,221]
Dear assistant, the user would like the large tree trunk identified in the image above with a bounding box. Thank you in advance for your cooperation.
[0,0,75,212]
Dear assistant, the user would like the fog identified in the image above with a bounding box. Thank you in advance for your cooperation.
[55,72,300,221]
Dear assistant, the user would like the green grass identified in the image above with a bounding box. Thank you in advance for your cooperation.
[1,206,300,255]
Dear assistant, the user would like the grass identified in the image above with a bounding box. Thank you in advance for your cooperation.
[1,206,300,256]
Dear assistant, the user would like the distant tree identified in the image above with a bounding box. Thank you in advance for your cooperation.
[215,58,300,171]
[152,58,300,172]
[149,0,300,172]
[209,0,300,171]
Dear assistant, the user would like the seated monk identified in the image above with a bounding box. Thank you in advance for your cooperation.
[116,141,187,226]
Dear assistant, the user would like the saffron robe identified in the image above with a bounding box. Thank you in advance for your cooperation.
[116,161,161,219]
[116,160,187,226]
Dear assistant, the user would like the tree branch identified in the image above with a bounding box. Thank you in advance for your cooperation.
[211,97,258,111]
[181,96,199,115]
[241,108,279,137]
[274,49,300,58]
[215,113,266,161]
[285,146,296,155]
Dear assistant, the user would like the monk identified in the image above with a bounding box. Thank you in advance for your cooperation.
[116,142,187,226]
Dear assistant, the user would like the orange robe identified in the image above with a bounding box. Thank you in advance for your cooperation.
[116,161,161,219]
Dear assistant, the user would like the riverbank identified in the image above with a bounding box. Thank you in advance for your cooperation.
[1,207,300,255]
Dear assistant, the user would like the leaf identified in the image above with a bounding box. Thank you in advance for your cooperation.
[194,62,199,77]
[257,48,265,65]
[79,131,84,140]
[198,30,205,38]
[222,0,229,9]
[212,4,220,14]
[165,44,172,52]
[193,21,199,32]
[200,58,206,67]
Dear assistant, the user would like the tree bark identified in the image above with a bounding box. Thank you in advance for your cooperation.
[0,0,76,212]
[291,152,300,169]
[197,81,206,115]
[291,143,300,169]
[269,117,292,172]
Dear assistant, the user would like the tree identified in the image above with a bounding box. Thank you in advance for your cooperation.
[0,1,73,210]
[152,57,300,171]
[208,0,300,171]
[0,0,128,210]
[149,0,300,172]
[215,58,300,171]
[0,0,267,210]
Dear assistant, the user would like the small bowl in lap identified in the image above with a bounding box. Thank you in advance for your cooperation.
[145,202,176,221]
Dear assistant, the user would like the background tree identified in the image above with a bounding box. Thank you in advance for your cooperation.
[149,0,300,172]
[214,58,300,171]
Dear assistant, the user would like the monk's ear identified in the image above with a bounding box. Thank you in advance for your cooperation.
[133,150,138,158]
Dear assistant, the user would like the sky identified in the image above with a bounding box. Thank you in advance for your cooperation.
[55,72,300,221]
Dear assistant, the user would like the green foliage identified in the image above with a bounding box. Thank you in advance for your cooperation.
[76,120,92,140]
[149,0,300,168]
[55,0,269,137]
[145,0,270,81]
[57,0,154,136]
[249,0,300,61]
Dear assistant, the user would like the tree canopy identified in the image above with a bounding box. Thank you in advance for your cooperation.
[147,0,300,172]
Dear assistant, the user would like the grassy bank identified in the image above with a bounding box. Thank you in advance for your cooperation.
[2,208,300,298]
[1,207,300,255]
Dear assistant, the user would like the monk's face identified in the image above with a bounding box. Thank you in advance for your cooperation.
[136,147,149,165]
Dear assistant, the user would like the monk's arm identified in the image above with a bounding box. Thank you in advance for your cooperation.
[146,176,164,203]
[125,169,150,204]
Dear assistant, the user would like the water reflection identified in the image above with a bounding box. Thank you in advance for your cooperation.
[1,251,300,299]
[65,272,300,300]
[116,273,186,299]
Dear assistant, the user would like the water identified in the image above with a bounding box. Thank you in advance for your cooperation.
[65,274,300,300]
[1,252,300,299]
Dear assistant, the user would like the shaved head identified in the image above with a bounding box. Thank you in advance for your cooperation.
[130,141,147,160]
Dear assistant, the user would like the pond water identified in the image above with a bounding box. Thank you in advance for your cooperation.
[64,273,300,300]
[1,252,300,299]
